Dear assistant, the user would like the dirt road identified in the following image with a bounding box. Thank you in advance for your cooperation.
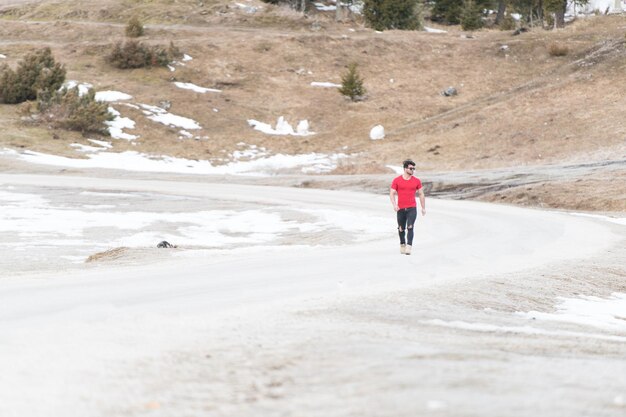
[1,172,625,417]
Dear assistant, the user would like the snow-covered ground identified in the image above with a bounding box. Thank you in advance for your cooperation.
[0,172,625,417]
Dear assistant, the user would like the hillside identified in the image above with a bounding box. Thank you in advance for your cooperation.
[0,0,624,211]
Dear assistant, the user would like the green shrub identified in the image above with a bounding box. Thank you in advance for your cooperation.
[107,40,180,69]
[499,14,516,30]
[431,0,463,24]
[37,87,113,135]
[0,64,22,104]
[107,41,151,69]
[363,0,422,31]
[460,0,484,31]
[0,47,66,104]
[125,16,144,38]
[339,63,366,102]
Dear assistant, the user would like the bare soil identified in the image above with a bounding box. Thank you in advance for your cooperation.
[0,0,624,211]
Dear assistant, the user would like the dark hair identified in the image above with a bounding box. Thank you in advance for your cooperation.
[403,159,415,168]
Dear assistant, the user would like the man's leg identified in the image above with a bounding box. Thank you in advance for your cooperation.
[405,208,417,255]
[397,209,406,244]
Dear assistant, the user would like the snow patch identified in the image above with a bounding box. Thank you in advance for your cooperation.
[174,82,222,94]
[311,81,341,88]
[248,116,313,136]
[424,26,447,33]
[95,91,133,102]
[63,81,93,96]
[519,293,626,331]
[4,148,348,176]
[139,103,201,130]
[106,107,138,140]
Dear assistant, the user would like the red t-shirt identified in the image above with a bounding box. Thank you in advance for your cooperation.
[391,175,422,209]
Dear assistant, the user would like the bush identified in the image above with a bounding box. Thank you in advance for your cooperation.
[107,41,151,69]
[548,43,569,56]
[0,64,22,104]
[431,0,463,24]
[125,16,144,38]
[107,40,180,69]
[460,0,484,31]
[37,87,113,135]
[339,63,366,102]
[499,14,516,30]
[363,0,422,31]
[0,47,66,104]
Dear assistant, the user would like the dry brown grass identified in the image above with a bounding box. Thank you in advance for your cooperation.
[0,1,625,180]
[548,42,569,56]
[86,247,129,263]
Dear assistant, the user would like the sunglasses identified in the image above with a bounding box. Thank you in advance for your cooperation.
[406,167,415,171]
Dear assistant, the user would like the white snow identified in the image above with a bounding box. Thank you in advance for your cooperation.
[248,116,314,136]
[139,103,201,130]
[70,143,104,153]
[426,401,447,411]
[424,26,447,33]
[106,107,138,140]
[568,0,623,15]
[314,2,336,11]
[178,130,194,139]
[423,319,626,342]
[2,148,347,176]
[311,81,341,88]
[570,212,626,226]
[231,144,269,160]
[0,187,390,259]
[182,54,193,61]
[87,139,112,149]
[296,120,310,135]
[95,91,133,102]
[0,175,622,416]
[173,82,221,94]
[519,293,626,331]
[386,165,403,174]
[63,81,93,96]
[0,54,6,59]
[369,125,385,140]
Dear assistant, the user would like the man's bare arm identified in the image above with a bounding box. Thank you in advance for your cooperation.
[418,188,426,216]
[389,188,399,211]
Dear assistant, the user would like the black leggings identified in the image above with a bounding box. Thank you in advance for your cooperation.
[397,207,417,245]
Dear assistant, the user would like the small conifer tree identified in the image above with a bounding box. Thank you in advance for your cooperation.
[126,16,144,38]
[363,0,422,31]
[0,47,65,104]
[460,0,484,31]
[339,63,366,102]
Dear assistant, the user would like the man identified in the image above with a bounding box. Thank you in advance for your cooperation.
[389,160,426,255]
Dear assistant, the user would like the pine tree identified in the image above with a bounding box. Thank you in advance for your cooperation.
[125,16,144,38]
[460,0,484,30]
[362,0,422,31]
[339,63,366,102]
[0,47,65,104]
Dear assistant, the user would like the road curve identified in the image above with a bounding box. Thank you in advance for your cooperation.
[0,173,621,417]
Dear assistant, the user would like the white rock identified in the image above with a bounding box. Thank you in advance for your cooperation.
[275,116,295,135]
[296,120,310,135]
[369,125,385,140]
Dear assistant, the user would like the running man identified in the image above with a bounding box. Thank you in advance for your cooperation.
[389,159,426,255]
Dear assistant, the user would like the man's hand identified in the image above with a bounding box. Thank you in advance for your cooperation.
[421,208,426,216]
[394,205,399,212]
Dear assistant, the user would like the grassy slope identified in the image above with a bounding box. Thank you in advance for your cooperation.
[0,0,624,211]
